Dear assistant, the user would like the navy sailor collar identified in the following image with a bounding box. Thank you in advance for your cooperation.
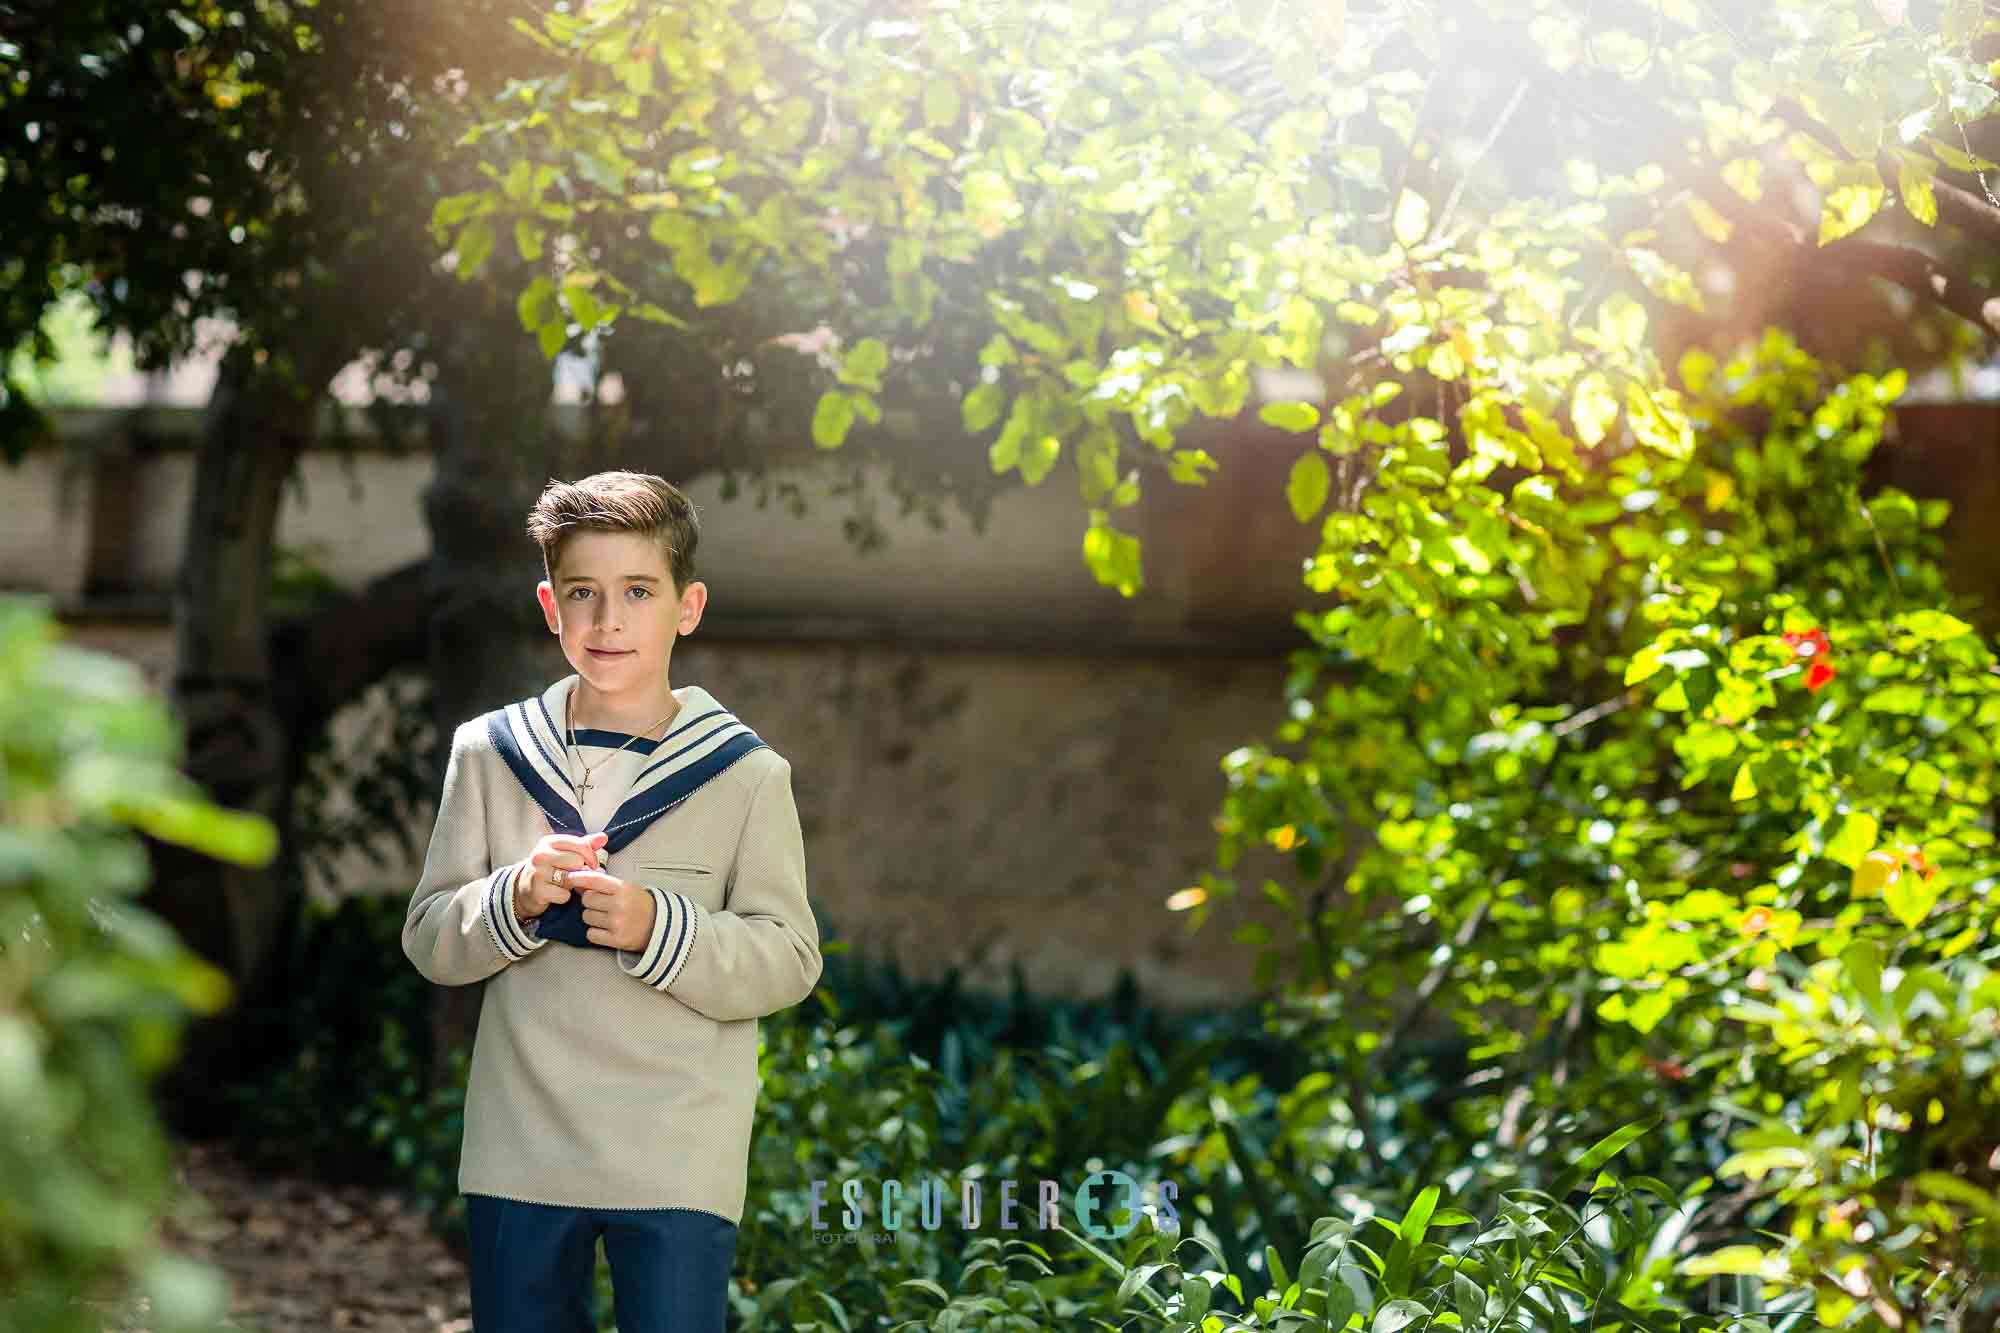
[485,674,767,853]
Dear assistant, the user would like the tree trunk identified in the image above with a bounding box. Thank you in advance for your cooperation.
[145,342,328,1127]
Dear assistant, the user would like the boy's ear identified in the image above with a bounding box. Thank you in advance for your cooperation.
[676,580,708,635]
[536,580,562,634]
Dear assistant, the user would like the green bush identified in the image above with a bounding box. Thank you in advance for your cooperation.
[898,1126,1745,1333]
[0,595,275,1332]
[1203,335,2000,1323]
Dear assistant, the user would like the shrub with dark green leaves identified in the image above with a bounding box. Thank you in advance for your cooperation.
[897,1122,1772,1333]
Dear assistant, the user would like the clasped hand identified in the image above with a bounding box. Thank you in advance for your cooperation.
[518,832,657,951]
[569,867,655,951]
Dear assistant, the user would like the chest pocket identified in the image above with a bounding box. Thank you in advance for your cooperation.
[639,860,715,879]
[636,859,721,909]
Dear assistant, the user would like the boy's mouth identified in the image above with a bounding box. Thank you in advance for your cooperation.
[586,648,633,660]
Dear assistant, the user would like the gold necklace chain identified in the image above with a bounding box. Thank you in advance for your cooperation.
[566,696,677,800]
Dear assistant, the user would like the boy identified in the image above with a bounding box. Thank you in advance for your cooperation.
[402,470,823,1333]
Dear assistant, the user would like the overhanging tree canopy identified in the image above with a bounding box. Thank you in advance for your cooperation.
[452,0,2000,657]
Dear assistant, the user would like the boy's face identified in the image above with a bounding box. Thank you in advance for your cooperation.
[535,530,706,694]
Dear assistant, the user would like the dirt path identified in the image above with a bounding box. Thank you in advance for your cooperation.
[109,1139,476,1332]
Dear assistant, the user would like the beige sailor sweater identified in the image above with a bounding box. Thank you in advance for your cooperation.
[400,675,822,1222]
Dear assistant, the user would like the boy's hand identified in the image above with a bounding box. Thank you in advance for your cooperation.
[566,868,657,951]
[515,831,609,921]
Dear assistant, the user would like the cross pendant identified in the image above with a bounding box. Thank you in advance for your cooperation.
[577,770,593,798]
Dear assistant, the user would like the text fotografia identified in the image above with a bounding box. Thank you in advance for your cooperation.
[807,1170,1180,1242]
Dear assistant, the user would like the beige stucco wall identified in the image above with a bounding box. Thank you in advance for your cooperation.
[53,620,1299,1008]
[0,449,92,601]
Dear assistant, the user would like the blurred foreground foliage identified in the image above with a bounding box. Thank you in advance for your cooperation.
[0,597,274,1332]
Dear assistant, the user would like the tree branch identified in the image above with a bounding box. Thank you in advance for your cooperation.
[1774,97,2000,260]
[1694,174,2000,338]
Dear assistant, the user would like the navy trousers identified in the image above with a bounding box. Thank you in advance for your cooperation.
[464,1194,738,1333]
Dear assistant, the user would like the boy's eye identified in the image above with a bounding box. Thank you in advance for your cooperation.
[567,586,653,600]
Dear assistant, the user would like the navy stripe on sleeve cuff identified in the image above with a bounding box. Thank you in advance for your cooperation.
[482,862,544,961]
[619,887,700,991]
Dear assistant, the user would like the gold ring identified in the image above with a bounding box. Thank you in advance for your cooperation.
[552,867,567,889]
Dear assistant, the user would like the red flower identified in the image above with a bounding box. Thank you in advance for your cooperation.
[1782,627,1836,690]
[1782,627,1832,658]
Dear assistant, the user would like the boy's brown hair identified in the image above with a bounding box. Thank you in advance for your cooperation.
[524,471,700,591]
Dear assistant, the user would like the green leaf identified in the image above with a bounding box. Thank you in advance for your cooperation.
[1181,1274,1213,1322]
[1392,189,1430,248]
[990,393,1035,474]
[1913,1173,2000,1229]
[565,284,605,329]
[1372,1298,1430,1333]
[840,337,890,390]
[1884,862,1941,928]
[1717,1146,1809,1182]
[574,148,628,193]
[1626,989,1673,1033]
[1168,448,1218,484]
[537,319,567,359]
[1077,426,1120,504]
[1596,293,1648,348]
[1624,382,1692,458]
[1730,760,1757,802]
[1825,811,1879,869]
[1680,1245,1776,1278]
[812,391,856,449]
[1288,453,1331,522]
[515,219,546,262]
[1572,373,1617,446]
[1454,1272,1485,1327]
[1900,609,1972,641]
[1819,179,1886,244]
[1551,1117,1658,1202]
[1897,151,1939,225]
[516,276,558,334]
[1019,433,1061,486]
[628,301,688,329]
[962,382,1005,433]
[1323,1279,1358,1333]
[1864,683,1925,713]
[430,192,485,232]
[1265,1244,1291,1293]
[1381,1186,1438,1297]
[1260,401,1321,433]
[895,1278,950,1304]
[1083,516,1144,595]
[111,794,276,867]
[454,218,497,280]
